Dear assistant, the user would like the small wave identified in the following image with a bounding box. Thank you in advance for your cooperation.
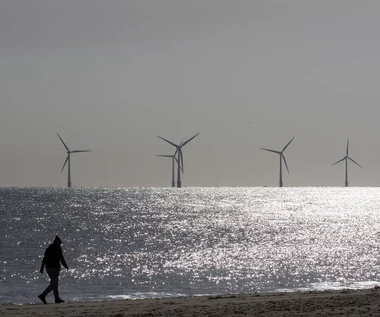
[107,292,190,300]
[275,280,380,293]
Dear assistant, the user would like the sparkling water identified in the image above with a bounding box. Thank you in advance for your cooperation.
[1,187,380,304]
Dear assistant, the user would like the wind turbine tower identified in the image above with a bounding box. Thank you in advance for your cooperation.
[332,139,362,187]
[261,137,295,187]
[156,153,177,187]
[57,133,92,187]
[157,133,199,188]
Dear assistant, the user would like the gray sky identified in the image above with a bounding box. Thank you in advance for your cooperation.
[1,0,380,187]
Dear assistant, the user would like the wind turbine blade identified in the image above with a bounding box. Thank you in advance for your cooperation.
[157,136,178,148]
[57,133,70,152]
[346,139,349,156]
[181,132,200,148]
[61,155,69,173]
[157,155,173,158]
[282,136,295,152]
[177,156,184,173]
[282,154,290,173]
[260,148,281,154]
[71,150,92,153]
[174,151,183,173]
[179,149,184,173]
[348,157,362,168]
[332,157,345,166]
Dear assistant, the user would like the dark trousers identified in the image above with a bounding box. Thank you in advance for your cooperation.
[42,268,60,299]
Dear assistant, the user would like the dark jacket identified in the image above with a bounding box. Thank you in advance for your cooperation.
[40,243,68,271]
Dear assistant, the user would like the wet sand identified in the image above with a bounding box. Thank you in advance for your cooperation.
[1,288,380,316]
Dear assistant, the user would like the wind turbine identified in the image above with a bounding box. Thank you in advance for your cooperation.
[57,133,91,187]
[156,152,178,187]
[332,139,362,187]
[157,133,199,188]
[261,136,295,187]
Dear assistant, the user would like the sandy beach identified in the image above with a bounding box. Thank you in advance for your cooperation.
[1,288,380,317]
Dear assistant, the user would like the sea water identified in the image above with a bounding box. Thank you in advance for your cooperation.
[1,187,380,304]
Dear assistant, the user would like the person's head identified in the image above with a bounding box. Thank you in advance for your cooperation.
[54,235,62,245]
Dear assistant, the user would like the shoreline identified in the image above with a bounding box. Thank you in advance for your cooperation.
[1,288,380,316]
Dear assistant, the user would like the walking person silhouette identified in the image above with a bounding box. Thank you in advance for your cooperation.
[38,235,69,304]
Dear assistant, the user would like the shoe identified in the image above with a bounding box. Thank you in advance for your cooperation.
[38,294,47,304]
[55,298,65,303]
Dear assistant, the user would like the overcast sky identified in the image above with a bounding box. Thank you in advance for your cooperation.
[1,1,380,187]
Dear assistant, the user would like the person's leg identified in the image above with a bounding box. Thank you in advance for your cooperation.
[41,274,53,296]
[39,268,57,303]
[46,268,60,300]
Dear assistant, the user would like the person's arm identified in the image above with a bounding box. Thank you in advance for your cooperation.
[61,256,69,270]
[40,256,46,273]
[60,248,69,270]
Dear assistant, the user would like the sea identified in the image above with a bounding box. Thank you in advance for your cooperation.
[1,186,380,305]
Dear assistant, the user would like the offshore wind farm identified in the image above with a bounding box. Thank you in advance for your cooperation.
[0,129,369,188]
[50,132,368,188]
[15,131,369,188]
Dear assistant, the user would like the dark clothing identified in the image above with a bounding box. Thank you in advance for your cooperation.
[41,243,68,270]
[42,268,60,299]
[39,239,69,302]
